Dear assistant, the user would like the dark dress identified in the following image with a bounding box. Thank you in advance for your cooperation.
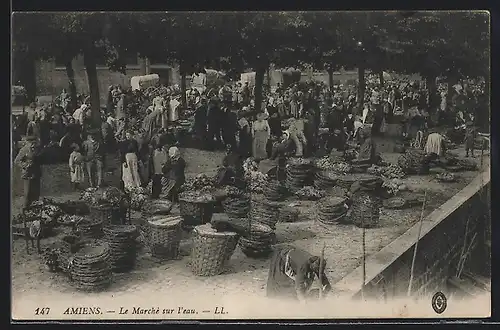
[221,109,238,149]
[163,157,186,202]
[266,245,331,300]
[194,104,208,146]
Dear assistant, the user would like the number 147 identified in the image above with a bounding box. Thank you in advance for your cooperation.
[35,307,50,315]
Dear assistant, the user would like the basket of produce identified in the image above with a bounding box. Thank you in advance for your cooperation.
[367,164,406,179]
[146,215,183,260]
[263,180,287,201]
[190,224,238,276]
[278,206,300,223]
[179,173,216,193]
[210,213,241,261]
[239,223,274,259]
[435,172,458,183]
[69,239,112,292]
[41,242,65,273]
[295,186,325,201]
[126,187,149,211]
[74,218,104,239]
[60,234,87,254]
[382,197,408,209]
[381,178,409,196]
[12,213,54,239]
[222,194,251,219]
[244,170,269,194]
[350,163,371,173]
[142,200,174,216]
[250,200,281,230]
[397,149,431,175]
[50,199,89,215]
[348,191,382,228]
[285,159,315,192]
[317,196,349,225]
[314,171,339,190]
[178,191,215,229]
[103,225,139,272]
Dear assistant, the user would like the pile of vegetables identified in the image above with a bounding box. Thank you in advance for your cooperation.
[180,174,216,192]
[126,187,149,211]
[295,186,325,200]
[79,187,127,207]
[367,164,406,179]
[243,158,259,173]
[244,171,269,194]
[12,200,63,226]
[435,172,458,183]
[381,178,409,196]
[179,190,215,203]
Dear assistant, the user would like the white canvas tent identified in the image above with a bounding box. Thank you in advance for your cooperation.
[131,74,160,91]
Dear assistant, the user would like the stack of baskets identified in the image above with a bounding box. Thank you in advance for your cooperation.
[69,240,112,292]
[178,192,215,230]
[336,173,378,190]
[263,180,287,201]
[317,196,349,225]
[314,171,339,190]
[146,215,183,260]
[140,200,174,239]
[222,193,251,219]
[285,160,314,192]
[278,206,300,223]
[397,148,431,175]
[103,225,139,273]
[348,176,384,229]
[74,218,104,239]
[190,224,238,276]
[250,199,281,230]
[239,222,275,258]
[89,203,127,226]
[350,163,371,173]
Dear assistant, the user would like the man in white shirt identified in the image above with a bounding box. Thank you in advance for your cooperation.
[73,104,88,125]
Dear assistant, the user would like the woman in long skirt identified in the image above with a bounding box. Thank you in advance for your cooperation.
[120,131,142,191]
[252,112,271,161]
[68,144,85,190]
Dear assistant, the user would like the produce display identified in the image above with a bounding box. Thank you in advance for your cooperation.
[126,187,149,211]
[180,174,216,192]
[349,191,383,228]
[397,149,430,175]
[435,172,458,183]
[314,157,352,174]
[243,158,259,173]
[367,164,406,179]
[314,171,339,190]
[178,190,215,203]
[12,200,62,227]
[244,170,269,194]
[382,178,409,196]
[142,200,174,216]
[80,187,128,207]
[295,186,325,201]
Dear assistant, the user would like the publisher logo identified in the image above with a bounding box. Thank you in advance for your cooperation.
[431,292,447,314]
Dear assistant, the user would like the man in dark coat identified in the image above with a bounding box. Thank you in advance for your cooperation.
[207,97,223,150]
[194,97,208,149]
[221,104,238,149]
[14,136,43,210]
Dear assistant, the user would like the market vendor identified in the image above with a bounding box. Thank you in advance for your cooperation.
[216,144,245,187]
[270,131,294,181]
[424,128,446,158]
[15,135,44,211]
[266,245,332,301]
[162,146,186,202]
[353,127,380,165]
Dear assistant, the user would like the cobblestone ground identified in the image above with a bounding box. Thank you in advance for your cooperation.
[11,147,490,317]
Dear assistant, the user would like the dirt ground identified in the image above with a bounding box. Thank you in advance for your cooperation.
[11,146,490,310]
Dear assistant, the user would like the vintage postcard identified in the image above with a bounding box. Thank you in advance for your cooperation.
[11,10,491,321]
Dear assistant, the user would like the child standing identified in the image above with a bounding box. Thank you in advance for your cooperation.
[69,143,85,190]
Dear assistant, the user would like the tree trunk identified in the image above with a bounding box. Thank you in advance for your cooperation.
[13,51,37,103]
[180,67,187,108]
[425,75,437,111]
[83,44,101,128]
[378,70,384,87]
[328,69,334,89]
[266,65,271,92]
[357,66,365,115]
[65,60,78,111]
[254,65,266,114]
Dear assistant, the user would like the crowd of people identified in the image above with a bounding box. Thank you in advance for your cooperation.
[13,71,487,213]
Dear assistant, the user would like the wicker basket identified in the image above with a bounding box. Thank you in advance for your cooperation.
[147,216,183,260]
[349,191,382,228]
[74,218,104,239]
[69,239,112,292]
[190,224,238,276]
[89,204,127,226]
[179,195,214,228]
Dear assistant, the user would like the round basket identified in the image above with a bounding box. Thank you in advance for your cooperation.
[349,191,382,228]
[222,195,251,218]
[250,200,280,229]
[337,174,380,190]
[142,200,174,216]
[263,181,286,201]
[179,193,215,229]
[190,224,238,276]
[317,196,348,225]
[103,225,139,272]
[74,218,104,239]
[147,216,183,260]
[69,239,112,292]
[89,203,126,226]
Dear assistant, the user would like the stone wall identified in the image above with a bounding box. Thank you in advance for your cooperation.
[334,169,491,301]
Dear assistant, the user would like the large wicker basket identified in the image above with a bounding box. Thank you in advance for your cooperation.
[179,194,214,229]
[89,203,127,226]
[190,224,238,276]
[349,191,382,228]
[147,216,183,260]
